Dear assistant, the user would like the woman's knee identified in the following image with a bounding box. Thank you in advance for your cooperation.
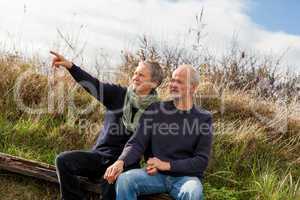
[55,151,73,170]
[55,152,66,168]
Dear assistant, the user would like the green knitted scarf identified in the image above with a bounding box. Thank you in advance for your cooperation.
[122,86,158,132]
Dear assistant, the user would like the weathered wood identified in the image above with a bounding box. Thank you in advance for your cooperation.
[0,152,57,182]
[0,152,172,200]
[0,152,101,193]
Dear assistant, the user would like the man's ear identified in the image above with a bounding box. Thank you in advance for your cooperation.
[138,60,145,66]
[191,84,199,94]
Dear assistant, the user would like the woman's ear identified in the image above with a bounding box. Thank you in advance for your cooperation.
[151,82,158,90]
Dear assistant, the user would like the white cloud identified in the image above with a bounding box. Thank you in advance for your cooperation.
[0,0,299,72]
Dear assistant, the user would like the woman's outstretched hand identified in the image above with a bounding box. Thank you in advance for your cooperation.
[50,51,73,69]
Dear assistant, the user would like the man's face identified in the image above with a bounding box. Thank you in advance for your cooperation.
[169,68,194,100]
[131,62,155,94]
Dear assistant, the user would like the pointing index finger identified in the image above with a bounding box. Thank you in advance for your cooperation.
[50,51,61,58]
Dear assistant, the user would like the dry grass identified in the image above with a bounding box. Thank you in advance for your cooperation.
[0,171,59,200]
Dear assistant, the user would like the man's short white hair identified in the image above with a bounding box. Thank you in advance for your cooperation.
[178,64,200,86]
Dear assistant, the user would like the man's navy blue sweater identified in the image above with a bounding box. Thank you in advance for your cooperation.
[119,101,213,179]
[68,64,138,162]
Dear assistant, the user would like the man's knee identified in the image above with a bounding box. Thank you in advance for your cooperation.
[116,173,129,189]
[116,169,142,191]
[178,178,203,200]
[116,171,134,188]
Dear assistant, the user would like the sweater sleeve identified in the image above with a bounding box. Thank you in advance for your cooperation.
[118,105,155,167]
[170,115,213,174]
[68,64,127,110]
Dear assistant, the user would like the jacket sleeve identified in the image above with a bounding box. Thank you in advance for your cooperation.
[68,63,127,110]
[170,115,213,174]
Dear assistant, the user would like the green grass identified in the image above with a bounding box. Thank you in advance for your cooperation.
[0,114,88,164]
[249,164,300,200]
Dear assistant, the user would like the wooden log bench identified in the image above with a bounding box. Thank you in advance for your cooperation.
[0,152,172,200]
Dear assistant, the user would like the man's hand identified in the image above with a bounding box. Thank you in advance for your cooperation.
[146,164,158,176]
[104,160,124,184]
[146,157,170,174]
[50,51,73,69]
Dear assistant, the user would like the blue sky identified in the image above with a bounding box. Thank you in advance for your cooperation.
[0,0,299,72]
[248,0,300,35]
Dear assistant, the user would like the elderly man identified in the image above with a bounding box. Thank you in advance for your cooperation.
[105,64,213,200]
[50,51,164,200]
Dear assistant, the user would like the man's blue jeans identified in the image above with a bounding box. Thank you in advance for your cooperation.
[116,168,204,200]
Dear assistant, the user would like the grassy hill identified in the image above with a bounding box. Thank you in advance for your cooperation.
[0,49,299,200]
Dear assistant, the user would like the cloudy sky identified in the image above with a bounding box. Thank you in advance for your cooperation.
[0,0,300,72]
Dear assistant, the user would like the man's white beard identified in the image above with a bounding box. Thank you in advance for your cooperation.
[169,92,181,101]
